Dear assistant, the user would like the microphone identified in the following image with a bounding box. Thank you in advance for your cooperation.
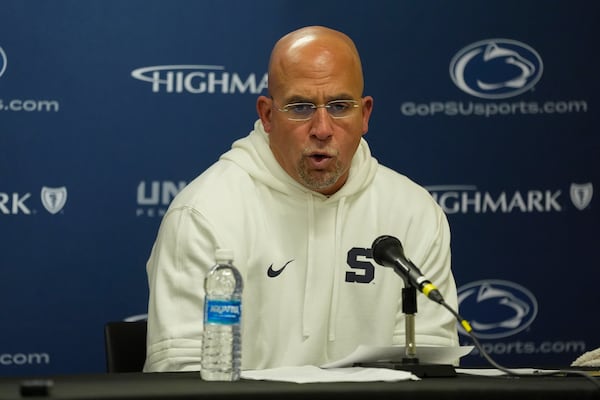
[372,235,444,304]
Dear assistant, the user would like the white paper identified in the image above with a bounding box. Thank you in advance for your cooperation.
[321,345,474,368]
[241,365,419,383]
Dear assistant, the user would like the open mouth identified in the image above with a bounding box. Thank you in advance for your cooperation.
[306,153,334,169]
[310,154,331,162]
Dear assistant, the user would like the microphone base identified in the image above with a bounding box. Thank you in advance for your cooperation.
[354,361,457,378]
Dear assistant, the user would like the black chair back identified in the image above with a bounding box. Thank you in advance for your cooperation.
[104,320,147,373]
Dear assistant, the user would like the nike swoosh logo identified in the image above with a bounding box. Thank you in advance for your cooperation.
[267,259,294,278]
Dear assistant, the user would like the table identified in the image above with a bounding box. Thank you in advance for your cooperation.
[0,371,598,400]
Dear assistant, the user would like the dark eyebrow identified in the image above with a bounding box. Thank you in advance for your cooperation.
[327,93,356,102]
[284,96,313,104]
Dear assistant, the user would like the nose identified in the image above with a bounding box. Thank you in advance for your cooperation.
[309,107,334,140]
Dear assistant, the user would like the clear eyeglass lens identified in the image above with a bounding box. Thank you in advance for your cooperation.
[280,100,359,121]
[287,103,315,118]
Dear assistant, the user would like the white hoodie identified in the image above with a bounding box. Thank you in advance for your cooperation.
[144,120,459,372]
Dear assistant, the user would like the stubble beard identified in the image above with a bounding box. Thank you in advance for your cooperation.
[297,156,344,192]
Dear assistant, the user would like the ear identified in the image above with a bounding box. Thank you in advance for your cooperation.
[256,96,273,132]
[360,96,374,135]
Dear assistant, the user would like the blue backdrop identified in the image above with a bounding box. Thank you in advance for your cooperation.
[1,0,598,375]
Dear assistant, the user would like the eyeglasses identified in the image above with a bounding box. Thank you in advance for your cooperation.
[274,99,360,121]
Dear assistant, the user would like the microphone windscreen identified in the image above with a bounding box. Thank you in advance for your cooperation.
[371,235,404,266]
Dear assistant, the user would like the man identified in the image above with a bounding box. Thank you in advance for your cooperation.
[144,26,458,372]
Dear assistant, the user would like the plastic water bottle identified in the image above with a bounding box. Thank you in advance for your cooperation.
[201,249,243,381]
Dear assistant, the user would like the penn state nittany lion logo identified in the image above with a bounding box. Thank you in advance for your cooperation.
[457,280,538,339]
[450,39,543,99]
[41,186,68,214]
[0,46,7,79]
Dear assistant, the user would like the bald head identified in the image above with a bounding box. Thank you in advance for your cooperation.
[256,26,374,196]
[267,26,364,98]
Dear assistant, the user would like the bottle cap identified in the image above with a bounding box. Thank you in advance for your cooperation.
[215,248,234,262]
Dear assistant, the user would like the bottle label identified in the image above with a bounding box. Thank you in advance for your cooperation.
[204,299,241,325]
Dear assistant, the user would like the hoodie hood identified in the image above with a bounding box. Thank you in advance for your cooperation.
[220,119,378,200]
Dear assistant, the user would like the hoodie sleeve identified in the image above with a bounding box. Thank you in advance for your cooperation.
[392,192,459,350]
[143,205,219,372]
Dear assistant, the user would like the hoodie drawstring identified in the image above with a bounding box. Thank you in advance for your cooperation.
[302,193,316,337]
[328,196,346,341]
[302,194,347,342]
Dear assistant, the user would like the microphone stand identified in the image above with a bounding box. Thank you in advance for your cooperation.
[355,282,456,377]
[394,283,457,377]
[402,286,419,363]
[367,235,457,377]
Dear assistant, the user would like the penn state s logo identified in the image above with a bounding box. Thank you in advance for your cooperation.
[450,39,543,99]
[345,247,375,283]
